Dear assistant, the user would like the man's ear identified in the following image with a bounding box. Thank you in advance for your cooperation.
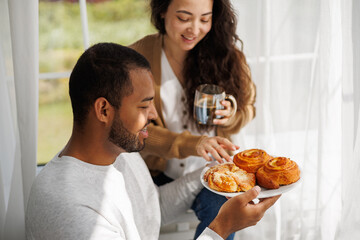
[94,97,113,124]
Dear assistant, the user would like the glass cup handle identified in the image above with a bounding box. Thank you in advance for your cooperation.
[225,94,237,117]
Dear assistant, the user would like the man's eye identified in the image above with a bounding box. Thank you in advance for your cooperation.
[140,106,149,109]
[177,17,189,22]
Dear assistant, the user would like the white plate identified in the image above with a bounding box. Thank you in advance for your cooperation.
[200,164,302,198]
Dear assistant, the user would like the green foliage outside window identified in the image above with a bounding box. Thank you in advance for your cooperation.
[38,0,156,165]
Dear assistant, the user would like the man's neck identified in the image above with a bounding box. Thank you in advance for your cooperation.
[59,129,125,166]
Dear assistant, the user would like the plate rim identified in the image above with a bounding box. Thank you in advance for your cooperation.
[200,164,302,198]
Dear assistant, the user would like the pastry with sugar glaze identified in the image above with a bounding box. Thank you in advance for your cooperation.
[233,149,272,173]
[256,157,300,189]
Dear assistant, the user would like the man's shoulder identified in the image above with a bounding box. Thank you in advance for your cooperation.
[114,152,149,173]
[33,157,82,186]
[29,157,105,206]
[26,157,119,238]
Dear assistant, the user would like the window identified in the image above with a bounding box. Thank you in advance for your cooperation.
[38,0,156,165]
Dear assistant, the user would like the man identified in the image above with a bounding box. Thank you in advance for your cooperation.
[26,43,280,240]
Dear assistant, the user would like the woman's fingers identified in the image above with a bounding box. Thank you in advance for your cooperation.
[199,149,212,161]
[206,145,227,163]
[215,100,232,115]
[213,117,229,125]
[197,137,239,163]
[216,137,238,151]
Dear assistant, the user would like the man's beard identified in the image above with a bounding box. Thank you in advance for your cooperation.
[108,115,145,152]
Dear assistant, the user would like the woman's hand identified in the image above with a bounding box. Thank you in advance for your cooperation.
[196,136,240,163]
[213,100,234,125]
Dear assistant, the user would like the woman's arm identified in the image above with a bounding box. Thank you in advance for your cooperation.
[142,123,207,159]
[142,123,238,162]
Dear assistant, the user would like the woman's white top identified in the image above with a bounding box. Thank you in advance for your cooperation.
[160,50,215,179]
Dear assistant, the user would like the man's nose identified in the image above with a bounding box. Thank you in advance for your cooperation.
[149,102,158,120]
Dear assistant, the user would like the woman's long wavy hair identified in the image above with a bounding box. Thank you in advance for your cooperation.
[151,0,253,129]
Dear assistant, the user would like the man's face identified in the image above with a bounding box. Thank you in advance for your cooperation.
[108,68,158,152]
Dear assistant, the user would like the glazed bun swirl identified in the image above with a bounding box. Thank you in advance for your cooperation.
[233,149,272,173]
[256,157,300,189]
[203,163,255,193]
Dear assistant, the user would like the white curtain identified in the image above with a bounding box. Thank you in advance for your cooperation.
[232,0,360,239]
[0,0,38,239]
[0,0,359,239]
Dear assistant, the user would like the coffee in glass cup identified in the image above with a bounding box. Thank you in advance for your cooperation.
[193,84,237,125]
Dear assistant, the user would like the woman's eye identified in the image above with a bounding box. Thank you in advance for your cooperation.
[201,18,210,23]
[177,17,189,22]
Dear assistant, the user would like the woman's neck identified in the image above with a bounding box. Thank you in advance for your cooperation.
[163,35,187,64]
[163,35,188,85]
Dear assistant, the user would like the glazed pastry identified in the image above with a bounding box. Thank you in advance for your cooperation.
[203,163,255,192]
[256,157,300,189]
[233,149,272,173]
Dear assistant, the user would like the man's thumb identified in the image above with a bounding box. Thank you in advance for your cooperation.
[242,185,261,202]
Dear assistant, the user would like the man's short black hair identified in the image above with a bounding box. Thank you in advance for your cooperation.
[69,43,151,126]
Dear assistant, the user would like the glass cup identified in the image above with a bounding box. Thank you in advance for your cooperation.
[193,84,237,125]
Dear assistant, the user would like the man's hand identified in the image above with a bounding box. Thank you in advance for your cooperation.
[196,136,240,163]
[208,186,281,239]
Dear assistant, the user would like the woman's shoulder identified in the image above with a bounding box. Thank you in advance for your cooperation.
[128,33,162,54]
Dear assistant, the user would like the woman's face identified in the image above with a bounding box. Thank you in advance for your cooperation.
[162,0,213,52]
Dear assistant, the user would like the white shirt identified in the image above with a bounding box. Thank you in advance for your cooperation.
[160,50,215,179]
[25,152,223,240]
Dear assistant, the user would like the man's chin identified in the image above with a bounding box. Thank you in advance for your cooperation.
[127,140,145,153]
[137,140,146,152]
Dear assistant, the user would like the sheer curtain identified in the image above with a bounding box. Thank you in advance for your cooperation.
[0,0,359,239]
[0,0,38,239]
[232,0,360,239]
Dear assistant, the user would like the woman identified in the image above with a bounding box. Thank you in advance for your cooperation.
[130,0,256,239]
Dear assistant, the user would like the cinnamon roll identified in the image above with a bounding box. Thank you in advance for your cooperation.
[256,157,300,189]
[233,149,272,173]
